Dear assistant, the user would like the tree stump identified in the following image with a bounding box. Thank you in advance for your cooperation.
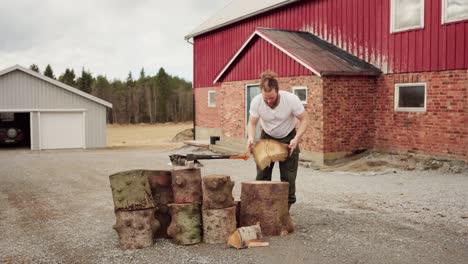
[167,203,202,245]
[172,168,202,204]
[202,206,237,244]
[202,175,235,209]
[240,181,294,236]
[109,170,155,210]
[147,170,174,238]
[113,208,160,249]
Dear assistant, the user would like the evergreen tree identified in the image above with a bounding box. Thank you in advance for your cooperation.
[155,67,171,122]
[58,68,76,87]
[29,64,40,73]
[44,64,55,79]
[76,68,94,93]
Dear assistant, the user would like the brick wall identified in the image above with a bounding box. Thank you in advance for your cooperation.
[322,76,377,153]
[194,87,219,128]
[374,70,467,160]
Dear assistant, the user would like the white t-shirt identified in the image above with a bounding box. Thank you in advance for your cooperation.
[249,90,305,138]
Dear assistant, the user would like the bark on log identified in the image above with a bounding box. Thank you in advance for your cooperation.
[171,168,202,204]
[167,203,202,245]
[113,208,160,250]
[239,181,294,236]
[202,206,237,244]
[109,170,155,210]
[235,200,241,228]
[147,170,174,238]
[252,139,289,170]
[202,175,235,209]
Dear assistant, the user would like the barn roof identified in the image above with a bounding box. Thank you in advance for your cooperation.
[214,28,381,83]
[0,65,112,108]
[185,0,299,40]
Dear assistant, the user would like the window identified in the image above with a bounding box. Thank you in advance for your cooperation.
[442,0,468,24]
[292,86,308,104]
[208,91,216,107]
[394,83,427,112]
[0,113,14,121]
[391,0,424,33]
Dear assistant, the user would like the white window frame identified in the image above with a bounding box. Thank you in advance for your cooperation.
[390,0,425,33]
[394,83,427,112]
[292,86,308,104]
[208,91,216,107]
[442,0,468,24]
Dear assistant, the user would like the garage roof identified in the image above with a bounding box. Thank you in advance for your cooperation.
[185,0,299,40]
[214,28,381,83]
[0,65,112,108]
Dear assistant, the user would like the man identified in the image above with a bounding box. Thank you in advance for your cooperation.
[246,71,309,209]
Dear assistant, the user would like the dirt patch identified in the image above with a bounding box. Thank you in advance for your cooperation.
[107,123,192,150]
[171,128,194,142]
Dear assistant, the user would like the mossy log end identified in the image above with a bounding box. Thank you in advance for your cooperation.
[171,168,202,204]
[202,206,237,244]
[113,208,160,250]
[202,175,235,209]
[167,203,202,245]
[240,181,294,236]
[109,170,155,210]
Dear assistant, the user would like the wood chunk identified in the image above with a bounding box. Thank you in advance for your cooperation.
[109,170,155,210]
[167,203,202,245]
[171,168,202,204]
[202,206,237,244]
[113,208,160,250]
[246,239,269,248]
[240,181,294,236]
[202,175,235,209]
[227,224,262,249]
[252,139,289,170]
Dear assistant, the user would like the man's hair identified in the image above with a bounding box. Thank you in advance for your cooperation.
[260,70,279,92]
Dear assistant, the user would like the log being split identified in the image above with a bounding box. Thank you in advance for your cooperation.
[202,175,234,209]
[109,170,155,210]
[171,168,202,204]
[202,206,237,244]
[147,170,174,238]
[167,203,202,245]
[113,208,160,250]
[252,139,289,170]
[240,181,294,236]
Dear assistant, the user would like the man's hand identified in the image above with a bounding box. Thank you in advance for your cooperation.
[288,137,299,155]
[246,137,255,153]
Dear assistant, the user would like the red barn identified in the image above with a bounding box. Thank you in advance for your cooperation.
[185,0,468,165]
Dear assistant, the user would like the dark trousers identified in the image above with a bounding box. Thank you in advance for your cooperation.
[256,129,299,205]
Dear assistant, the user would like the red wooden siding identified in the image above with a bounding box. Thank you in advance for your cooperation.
[193,0,468,88]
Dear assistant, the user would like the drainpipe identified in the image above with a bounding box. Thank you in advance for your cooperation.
[186,37,196,140]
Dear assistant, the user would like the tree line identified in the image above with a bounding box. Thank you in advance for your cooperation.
[29,64,193,124]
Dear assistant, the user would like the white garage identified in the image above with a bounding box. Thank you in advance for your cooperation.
[0,65,112,150]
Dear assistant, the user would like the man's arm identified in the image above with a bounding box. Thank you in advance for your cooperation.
[246,115,259,153]
[289,111,308,155]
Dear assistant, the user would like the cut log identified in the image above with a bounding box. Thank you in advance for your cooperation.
[227,224,262,249]
[109,170,155,210]
[202,175,235,209]
[113,208,160,250]
[154,205,171,239]
[171,168,202,204]
[235,200,241,228]
[147,170,174,238]
[240,181,294,236]
[202,206,237,244]
[252,139,289,170]
[167,203,202,245]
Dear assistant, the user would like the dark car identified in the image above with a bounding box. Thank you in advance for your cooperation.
[0,121,24,145]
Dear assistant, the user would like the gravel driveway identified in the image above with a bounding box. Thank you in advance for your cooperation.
[0,147,467,264]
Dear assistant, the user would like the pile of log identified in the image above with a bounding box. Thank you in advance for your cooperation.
[201,175,237,244]
[147,170,174,239]
[109,170,160,249]
[167,168,202,245]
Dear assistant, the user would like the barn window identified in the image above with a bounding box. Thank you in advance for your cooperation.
[394,83,427,112]
[208,91,216,107]
[0,112,14,121]
[391,0,424,33]
[442,0,468,24]
[292,86,308,104]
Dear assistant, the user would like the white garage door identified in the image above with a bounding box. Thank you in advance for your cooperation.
[40,112,84,149]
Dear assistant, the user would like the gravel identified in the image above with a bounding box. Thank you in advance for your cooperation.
[0,147,467,264]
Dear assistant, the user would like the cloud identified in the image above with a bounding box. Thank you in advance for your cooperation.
[0,0,230,81]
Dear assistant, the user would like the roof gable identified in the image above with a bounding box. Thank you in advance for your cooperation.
[0,65,112,108]
[214,28,381,83]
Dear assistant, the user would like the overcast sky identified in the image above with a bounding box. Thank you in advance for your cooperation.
[0,0,231,82]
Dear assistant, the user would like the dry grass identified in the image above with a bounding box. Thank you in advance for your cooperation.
[106,122,192,151]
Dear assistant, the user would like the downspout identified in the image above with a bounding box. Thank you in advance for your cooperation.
[186,37,196,140]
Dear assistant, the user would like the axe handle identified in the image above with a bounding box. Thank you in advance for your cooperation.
[186,154,249,161]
